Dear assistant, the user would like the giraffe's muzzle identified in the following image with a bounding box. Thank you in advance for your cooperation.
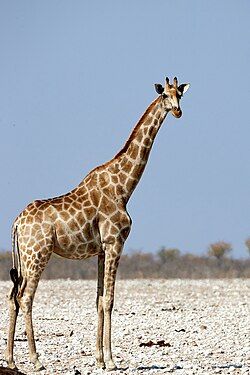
[171,107,182,118]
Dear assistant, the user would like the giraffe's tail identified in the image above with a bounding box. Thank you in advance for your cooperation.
[9,225,20,304]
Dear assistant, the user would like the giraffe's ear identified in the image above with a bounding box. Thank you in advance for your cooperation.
[178,83,190,95]
[154,84,164,95]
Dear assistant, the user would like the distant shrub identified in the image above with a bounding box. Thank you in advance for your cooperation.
[158,247,180,263]
[207,241,232,260]
[245,238,250,255]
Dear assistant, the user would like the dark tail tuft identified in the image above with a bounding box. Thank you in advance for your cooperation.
[9,268,19,305]
[9,225,21,305]
[10,268,19,285]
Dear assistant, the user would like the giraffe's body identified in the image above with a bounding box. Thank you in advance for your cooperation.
[6,77,189,371]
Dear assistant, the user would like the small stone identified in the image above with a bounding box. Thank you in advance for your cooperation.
[213,368,222,373]
[200,324,207,330]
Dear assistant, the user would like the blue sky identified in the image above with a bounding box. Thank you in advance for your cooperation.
[0,1,249,257]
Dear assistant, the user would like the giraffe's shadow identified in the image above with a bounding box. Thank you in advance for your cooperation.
[212,364,245,370]
[0,367,27,375]
[117,364,168,372]
[137,365,168,370]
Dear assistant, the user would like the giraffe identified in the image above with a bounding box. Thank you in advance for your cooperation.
[6,76,189,371]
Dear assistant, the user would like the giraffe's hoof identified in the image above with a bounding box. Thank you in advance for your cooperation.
[105,360,117,371]
[5,350,17,370]
[7,362,17,370]
[34,359,45,371]
[96,359,105,369]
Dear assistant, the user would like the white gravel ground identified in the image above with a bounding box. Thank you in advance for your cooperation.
[0,279,249,375]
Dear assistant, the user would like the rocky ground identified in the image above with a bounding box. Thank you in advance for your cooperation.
[0,279,249,375]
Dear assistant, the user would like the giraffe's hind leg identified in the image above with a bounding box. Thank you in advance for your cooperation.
[18,277,45,371]
[17,240,53,371]
[5,287,19,369]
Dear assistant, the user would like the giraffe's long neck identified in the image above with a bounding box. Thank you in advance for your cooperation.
[106,96,169,202]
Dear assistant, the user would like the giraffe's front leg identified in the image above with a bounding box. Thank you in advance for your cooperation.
[102,244,122,371]
[96,253,105,369]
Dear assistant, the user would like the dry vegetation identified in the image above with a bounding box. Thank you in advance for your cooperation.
[0,247,249,280]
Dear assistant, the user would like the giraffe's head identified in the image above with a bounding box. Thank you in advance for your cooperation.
[155,77,190,118]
